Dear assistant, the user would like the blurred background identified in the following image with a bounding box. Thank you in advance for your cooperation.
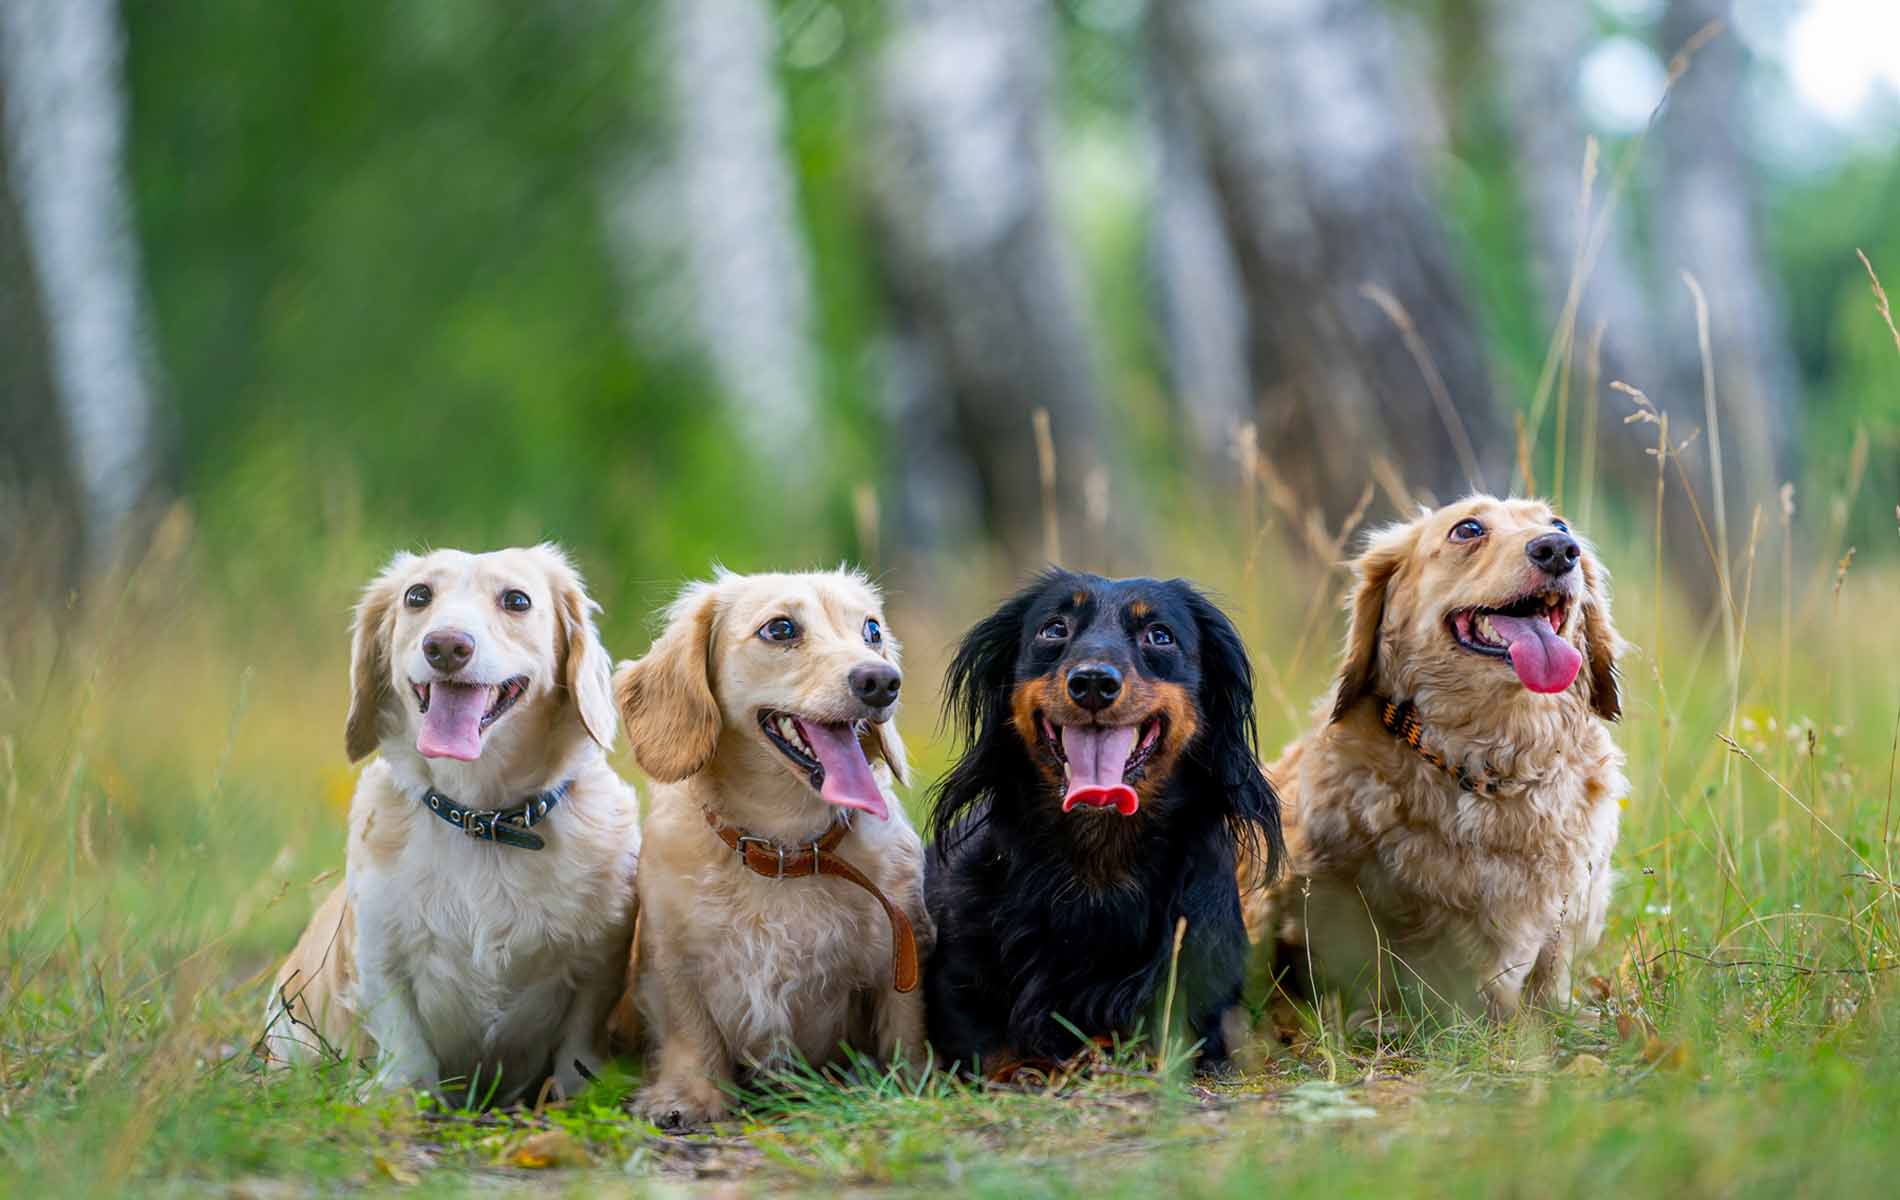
[1,0,1899,931]
[2,0,1896,611]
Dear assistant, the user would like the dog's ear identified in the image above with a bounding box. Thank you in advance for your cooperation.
[1181,585,1283,887]
[928,575,1048,849]
[869,722,910,788]
[345,554,411,762]
[1331,522,1418,723]
[539,545,618,750]
[1578,548,1622,722]
[616,581,722,783]
[868,623,910,787]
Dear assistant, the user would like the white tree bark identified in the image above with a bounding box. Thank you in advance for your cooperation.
[873,0,1109,565]
[1145,57,1250,471]
[1485,0,1664,399]
[650,0,820,478]
[0,0,160,572]
[1656,0,1800,510]
[1153,0,1506,520]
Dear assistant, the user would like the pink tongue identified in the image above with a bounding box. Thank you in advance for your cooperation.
[416,683,494,761]
[798,719,890,822]
[1058,725,1140,816]
[1487,613,1583,694]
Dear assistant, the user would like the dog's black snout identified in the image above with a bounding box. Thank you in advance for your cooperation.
[423,629,475,672]
[849,662,902,709]
[1526,532,1580,576]
[1066,664,1123,712]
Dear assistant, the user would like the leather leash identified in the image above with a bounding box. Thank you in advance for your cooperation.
[703,807,920,994]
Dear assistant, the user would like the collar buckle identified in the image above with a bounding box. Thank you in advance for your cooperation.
[734,834,787,878]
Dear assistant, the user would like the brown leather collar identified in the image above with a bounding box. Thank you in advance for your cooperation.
[703,808,919,994]
[1374,695,1510,798]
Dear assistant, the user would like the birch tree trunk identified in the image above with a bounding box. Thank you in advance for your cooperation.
[1145,56,1251,473]
[0,0,163,579]
[872,0,1108,568]
[0,88,76,592]
[1152,0,1507,522]
[652,0,821,481]
[1656,0,1800,519]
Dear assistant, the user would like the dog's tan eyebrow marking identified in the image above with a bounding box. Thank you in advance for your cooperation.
[1071,590,1088,607]
[1128,600,1151,620]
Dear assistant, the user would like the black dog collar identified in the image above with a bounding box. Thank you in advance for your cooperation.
[422,780,571,850]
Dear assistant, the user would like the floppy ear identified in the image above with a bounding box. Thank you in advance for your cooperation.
[541,546,618,750]
[1578,549,1622,722]
[927,575,1048,849]
[869,723,910,788]
[1182,586,1283,887]
[344,555,410,762]
[1330,523,1418,723]
[869,628,910,786]
[615,582,722,783]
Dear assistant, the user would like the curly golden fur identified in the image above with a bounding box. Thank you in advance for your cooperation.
[1242,496,1627,1020]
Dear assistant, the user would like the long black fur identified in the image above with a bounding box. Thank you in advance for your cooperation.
[924,570,1282,1070]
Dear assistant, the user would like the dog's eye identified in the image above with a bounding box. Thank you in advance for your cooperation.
[759,617,800,643]
[863,617,883,647]
[1037,617,1069,641]
[404,584,432,609]
[500,589,532,614]
[1552,518,1570,533]
[1449,518,1486,542]
[1145,624,1176,648]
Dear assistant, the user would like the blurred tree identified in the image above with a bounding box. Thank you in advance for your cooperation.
[0,0,165,585]
[644,0,821,482]
[1656,0,1801,523]
[0,92,77,592]
[1145,52,1251,476]
[1151,0,1507,524]
[872,0,1109,568]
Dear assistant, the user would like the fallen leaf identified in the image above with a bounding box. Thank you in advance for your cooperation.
[372,1154,419,1186]
[1560,1053,1608,1077]
[507,1129,593,1170]
[1641,1038,1690,1071]
[1583,975,1613,1004]
[1614,1012,1639,1042]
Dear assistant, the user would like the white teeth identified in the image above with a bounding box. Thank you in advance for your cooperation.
[1476,615,1498,643]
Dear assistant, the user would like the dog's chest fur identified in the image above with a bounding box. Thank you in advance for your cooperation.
[351,763,638,1078]
[693,863,884,1063]
[1292,718,1625,980]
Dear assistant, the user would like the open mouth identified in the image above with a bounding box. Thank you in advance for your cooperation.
[412,676,528,760]
[758,709,891,821]
[1446,588,1582,695]
[1037,712,1164,816]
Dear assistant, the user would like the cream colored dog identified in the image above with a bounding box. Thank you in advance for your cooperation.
[262,546,640,1105]
[1243,496,1626,1021]
[616,569,930,1129]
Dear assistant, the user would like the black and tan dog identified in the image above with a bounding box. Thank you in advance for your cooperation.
[924,571,1281,1073]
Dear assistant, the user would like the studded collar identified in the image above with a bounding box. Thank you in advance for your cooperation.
[422,779,571,850]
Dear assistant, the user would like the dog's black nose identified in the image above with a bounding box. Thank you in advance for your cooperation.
[423,629,475,672]
[1066,664,1122,712]
[1526,532,1581,576]
[849,662,902,708]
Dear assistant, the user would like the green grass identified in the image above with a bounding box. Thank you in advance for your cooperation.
[4,471,1900,1196]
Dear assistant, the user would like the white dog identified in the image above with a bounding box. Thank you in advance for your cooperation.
[263,545,640,1105]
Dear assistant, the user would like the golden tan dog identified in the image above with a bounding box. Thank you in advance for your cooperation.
[263,546,640,1104]
[615,569,929,1128]
[1243,496,1625,1021]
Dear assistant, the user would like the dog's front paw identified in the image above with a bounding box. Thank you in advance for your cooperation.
[635,1077,728,1131]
